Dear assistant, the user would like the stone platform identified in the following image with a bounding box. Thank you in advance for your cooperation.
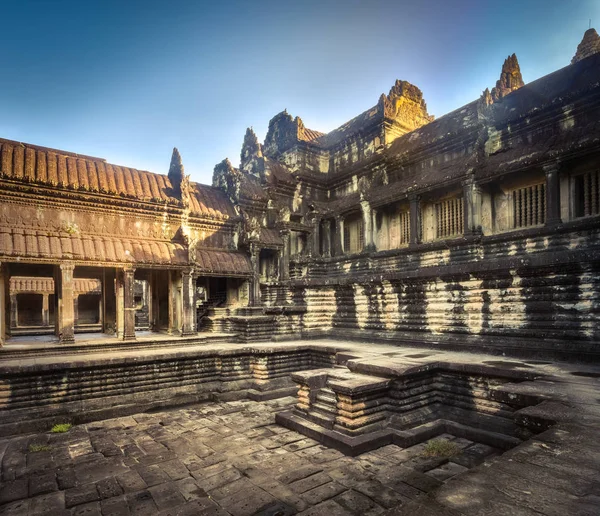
[0,339,599,514]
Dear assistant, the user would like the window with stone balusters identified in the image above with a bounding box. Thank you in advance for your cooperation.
[512,182,546,228]
[435,197,464,238]
[573,170,600,218]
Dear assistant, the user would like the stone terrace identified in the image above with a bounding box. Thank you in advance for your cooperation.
[0,341,600,515]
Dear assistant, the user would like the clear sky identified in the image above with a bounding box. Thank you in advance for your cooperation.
[1,0,598,184]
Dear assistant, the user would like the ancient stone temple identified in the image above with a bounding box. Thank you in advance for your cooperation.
[0,29,600,516]
[1,30,599,361]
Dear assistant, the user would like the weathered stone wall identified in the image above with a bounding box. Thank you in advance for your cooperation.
[262,225,600,360]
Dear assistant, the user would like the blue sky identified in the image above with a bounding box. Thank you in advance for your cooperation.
[1,0,598,184]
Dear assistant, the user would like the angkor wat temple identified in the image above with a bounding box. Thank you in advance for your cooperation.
[1,29,599,362]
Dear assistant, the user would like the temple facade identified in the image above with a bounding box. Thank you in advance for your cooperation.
[1,29,599,359]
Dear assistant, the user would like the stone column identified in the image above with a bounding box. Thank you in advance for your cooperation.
[123,267,136,341]
[181,268,197,336]
[168,270,182,335]
[463,179,483,235]
[42,294,49,326]
[322,219,331,257]
[250,243,261,306]
[333,216,344,256]
[10,294,18,328]
[57,263,75,344]
[310,217,320,257]
[73,296,79,329]
[544,162,562,226]
[361,200,376,251]
[280,232,290,281]
[409,195,421,247]
[103,268,117,335]
[0,263,6,346]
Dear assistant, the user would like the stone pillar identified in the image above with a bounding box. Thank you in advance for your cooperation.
[181,268,197,336]
[280,232,290,281]
[310,217,320,257]
[333,216,344,256]
[42,294,49,327]
[168,270,182,335]
[361,200,376,251]
[57,263,75,344]
[103,268,117,335]
[544,162,562,226]
[10,294,18,328]
[73,295,79,329]
[122,267,136,340]
[0,263,6,346]
[463,179,483,235]
[322,219,331,258]
[409,195,421,247]
[250,243,261,306]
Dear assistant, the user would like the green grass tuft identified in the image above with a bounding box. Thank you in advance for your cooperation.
[422,439,461,458]
[51,423,72,433]
[29,444,52,453]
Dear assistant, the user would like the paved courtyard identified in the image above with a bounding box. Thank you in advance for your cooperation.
[0,396,508,516]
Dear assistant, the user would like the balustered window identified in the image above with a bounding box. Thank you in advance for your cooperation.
[435,197,464,238]
[512,182,545,228]
[574,170,600,218]
[389,211,410,248]
[343,212,364,254]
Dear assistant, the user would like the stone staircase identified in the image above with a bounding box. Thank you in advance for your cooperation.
[276,359,550,456]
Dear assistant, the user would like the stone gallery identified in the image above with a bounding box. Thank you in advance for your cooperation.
[0,29,599,516]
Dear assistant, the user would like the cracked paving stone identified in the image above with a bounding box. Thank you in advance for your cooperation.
[65,484,100,508]
[148,481,187,511]
[0,478,28,504]
[100,494,130,516]
[218,483,277,516]
[116,471,148,493]
[134,464,171,487]
[70,501,102,516]
[125,489,158,515]
[96,477,123,499]
[278,464,324,484]
[334,489,385,516]
[297,498,354,516]
[301,482,347,505]
[290,472,333,494]
[174,477,208,502]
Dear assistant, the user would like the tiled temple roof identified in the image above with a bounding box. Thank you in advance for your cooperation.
[194,249,252,276]
[300,127,325,142]
[312,106,380,149]
[190,183,237,219]
[259,228,283,247]
[0,227,187,266]
[0,138,237,219]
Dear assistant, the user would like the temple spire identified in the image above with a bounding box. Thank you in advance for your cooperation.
[572,28,600,64]
[168,147,184,197]
[240,127,263,172]
[491,54,524,102]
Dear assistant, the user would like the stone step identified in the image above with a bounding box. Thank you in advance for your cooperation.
[248,386,298,401]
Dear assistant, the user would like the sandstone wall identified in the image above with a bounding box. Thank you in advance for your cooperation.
[262,225,600,360]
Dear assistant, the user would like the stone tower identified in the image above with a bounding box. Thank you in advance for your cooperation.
[572,28,600,63]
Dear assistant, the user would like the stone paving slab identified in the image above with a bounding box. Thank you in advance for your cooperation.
[2,339,600,515]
